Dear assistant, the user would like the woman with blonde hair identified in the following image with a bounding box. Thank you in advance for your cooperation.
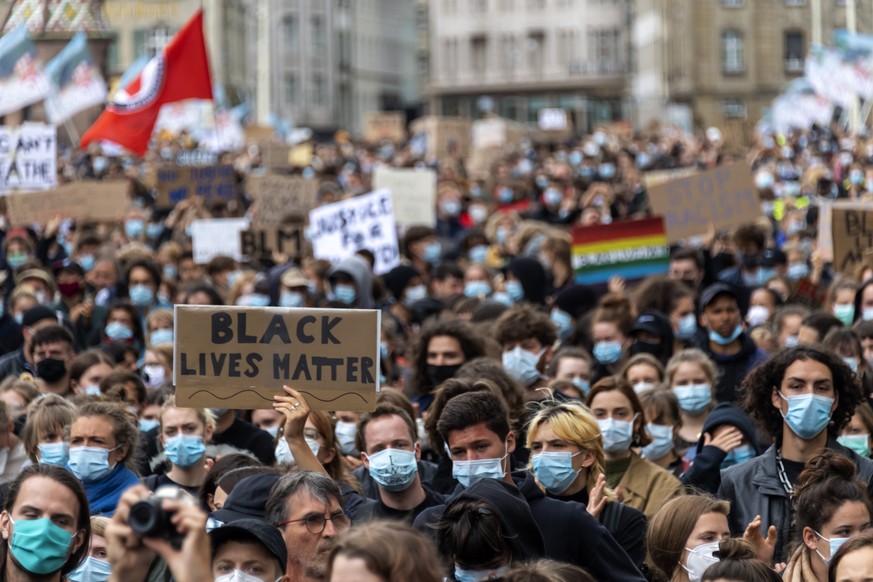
[647,494,731,582]
[526,399,647,568]
[21,393,77,465]
[665,349,719,462]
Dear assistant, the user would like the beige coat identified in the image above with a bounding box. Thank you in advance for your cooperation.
[615,452,683,519]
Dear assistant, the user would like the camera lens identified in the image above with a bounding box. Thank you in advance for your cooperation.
[129,499,162,537]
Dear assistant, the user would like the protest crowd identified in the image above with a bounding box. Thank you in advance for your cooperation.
[9,14,873,582]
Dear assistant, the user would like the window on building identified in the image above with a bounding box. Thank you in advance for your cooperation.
[312,73,325,105]
[470,0,487,12]
[722,29,745,73]
[471,36,487,74]
[785,0,805,5]
[785,30,804,72]
[143,26,174,58]
[721,0,743,6]
[501,35,518,72]
[283,15,298,52]
[312,15,325,52]
[284,73,297,106]
[593,28,620,73]
[527,0,545,7]
[722,99,747,118]
[526,31,545,72]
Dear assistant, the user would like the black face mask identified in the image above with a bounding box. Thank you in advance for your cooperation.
[425,363,462,391]
[36,358,67,383]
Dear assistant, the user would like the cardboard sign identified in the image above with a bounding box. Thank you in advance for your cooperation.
[261,143,291,170]
[371,166,437,227]
[247,174,319,228]
[173,305,381,411]
[155,164,235,207]
[643,167,698,189]
[0,124,57,193]
[240,224,304,259]
[572,217,670,288]
[191,218,250,264]
[409,116,471,160]
[538,108,569,131]
[308,189,400,275]
[646,162,760,243]
[832,206,873,274]
[289,143,313,168]
[5,180,128,225]
[244,125,275,143]
[363,111,406,143]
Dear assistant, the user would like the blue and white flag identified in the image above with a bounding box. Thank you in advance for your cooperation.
[0,26,50,116]
[44,31,107,124]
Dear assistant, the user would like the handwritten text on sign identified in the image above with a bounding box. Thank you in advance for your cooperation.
[0,124,57,193]
[646,162,760,243]
[247,174,318,228]
[308,189,400,275]
[832,207,873,274]
[155,164,235,207]
[174,305,381,411]
[240,224,304,259]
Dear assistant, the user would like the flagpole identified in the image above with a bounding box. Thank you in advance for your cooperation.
[64,118,80,147]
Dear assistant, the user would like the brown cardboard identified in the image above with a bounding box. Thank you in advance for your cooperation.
[832,206,873,274]
[289,143,313,168]
[174,305,381,411]
[261,143,291,171]
[244,125,275,143]
[154,164,236,207]
[646,162,761,243]
[363,111,406,143]
[409,116,471,160]
[371,166,437,227]
[240,224,304,259]
[6,180,129,225]
[246,174,319,228]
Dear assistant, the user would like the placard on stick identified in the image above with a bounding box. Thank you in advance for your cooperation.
[155,164,235,207]
[0,124,57,193]
[363,112,406,143]
[173,305,381,411]
[240,224,304,260]
[5,181,128,225]
[247,174,318,228]
[371,166,437,227]
[646,162,760,243]
[832,206,873,274]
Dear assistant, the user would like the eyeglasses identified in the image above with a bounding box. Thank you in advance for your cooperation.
[278,511,351,534]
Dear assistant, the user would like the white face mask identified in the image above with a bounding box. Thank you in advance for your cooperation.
[681,541,720,582]
[275,436,320,465]
[214,570,277,582]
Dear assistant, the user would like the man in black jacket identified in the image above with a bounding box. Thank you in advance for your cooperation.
[413,390,645,581]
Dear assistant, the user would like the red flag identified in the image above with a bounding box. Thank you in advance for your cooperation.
[81,10,212,156]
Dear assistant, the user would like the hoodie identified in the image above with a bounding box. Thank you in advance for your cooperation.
[506,258,548,306]
[696,333,767,403]
[680,403,764,495]
[329,255,375,309]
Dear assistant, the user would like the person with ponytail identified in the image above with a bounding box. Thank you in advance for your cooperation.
[525,399,647,568]
[782,451,872,582]
[700,538,782,582]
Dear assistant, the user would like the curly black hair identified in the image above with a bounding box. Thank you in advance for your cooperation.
[739,346,863,440]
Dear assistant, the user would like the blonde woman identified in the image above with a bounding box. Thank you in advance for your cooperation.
[526,399,647,568]
[145,396,215,495]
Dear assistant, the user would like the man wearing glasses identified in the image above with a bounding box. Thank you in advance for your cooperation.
[265,472,350,582]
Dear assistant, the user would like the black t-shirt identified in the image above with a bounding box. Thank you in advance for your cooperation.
[212,418,276,466]
[371,485,445,523]
[143,472,201,497]
[782,457,805,488]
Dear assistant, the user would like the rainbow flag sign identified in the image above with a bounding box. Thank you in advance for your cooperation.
[572,217,670,287]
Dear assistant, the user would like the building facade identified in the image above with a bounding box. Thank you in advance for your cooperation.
[632,0,873,138]
[427,0,629,133]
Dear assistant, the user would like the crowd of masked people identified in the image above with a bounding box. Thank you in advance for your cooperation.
[3,121,873,581]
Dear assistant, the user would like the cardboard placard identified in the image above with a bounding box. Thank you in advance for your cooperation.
[363,111,406,143]
[371,166,437,227]
[261,143,291,170]
[155,164,235,207]
[5,180,128,225]
[646,162,761,243]
[173,305,381,411]
[191,218,250,264]
[572,217,670,288]
[246,174,319,228]
[308,189,400,275]
[240,224,304,259]
[244,125,275,143]
[643,167,698,189]
[0,124,57,193]
[409,116,471,160]
[832,206,873,274]
[289,143,313,168]
[538,108,569,131]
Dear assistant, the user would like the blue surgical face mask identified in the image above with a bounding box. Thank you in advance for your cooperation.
[709,324,742,346]
[423,241,442,265]
[6,253,27,269]
[139,418,160,432]
[7,517,74,575]
[543,188,562,206]
[129,284,153,306]
[844,357,860,374]
[593,341,623,365]
[237,293,271,307]
[597,416,636,454]
[68,445,119,482]
[164,434,206,468]
[68,556,111,582]
[280,290,304,308]
[365,448,419,492]
[787,263,809,280]
[642,424,674,461]
[834,304,856,326]
[838,433,870,457]
[721,444,755,469]
[673,384,712,415]
[454,564,510,582]
[531,451,581,494]
[464,280,491,298]
[333,284,357,305]
[124,218,144,239]
[676,313,698,340]
[452,447,508,488]
[570,377,590,396]
[38,441,69,466]
[550,308,573,341]
[504,280,525,302]
[778,391,834,439]
[498,187,514,204]
[403,284,428,307]
[502,346,544,386]
[79,254,95,272]
[815,530,850,565]
[105,321,133,341]
[146,223,163,240]
[163,264,178,280]
[468,244,489,264]
[149,328,173,346]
